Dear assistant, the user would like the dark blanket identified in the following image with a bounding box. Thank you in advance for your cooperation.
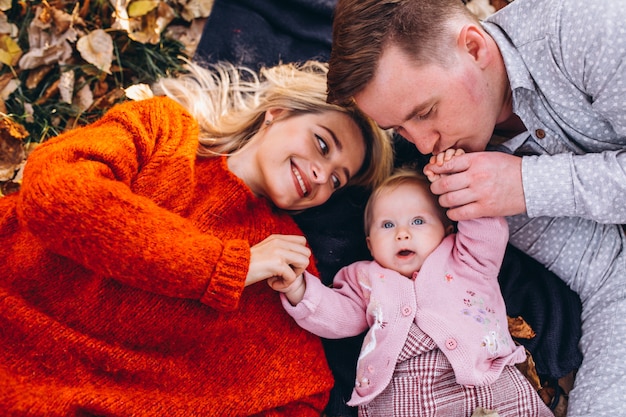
[194,2,582,415]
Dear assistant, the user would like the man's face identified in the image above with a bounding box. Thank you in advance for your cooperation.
[354,44,500,155]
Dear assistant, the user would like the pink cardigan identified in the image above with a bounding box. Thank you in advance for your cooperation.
[282,217,527,406]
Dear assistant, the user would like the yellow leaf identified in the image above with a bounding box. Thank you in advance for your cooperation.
[127,0,160,18]
[0,35,22,66]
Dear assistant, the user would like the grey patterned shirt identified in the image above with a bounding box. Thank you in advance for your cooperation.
[482,0,625,299]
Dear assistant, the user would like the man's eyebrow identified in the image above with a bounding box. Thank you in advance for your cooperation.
[321,125,351,182]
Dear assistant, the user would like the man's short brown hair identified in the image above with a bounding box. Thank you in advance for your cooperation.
[327,0,477,105]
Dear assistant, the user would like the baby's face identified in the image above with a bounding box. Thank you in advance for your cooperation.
[366,182,449,278]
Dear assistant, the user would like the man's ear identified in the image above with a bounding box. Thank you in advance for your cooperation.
[457,24,490,68]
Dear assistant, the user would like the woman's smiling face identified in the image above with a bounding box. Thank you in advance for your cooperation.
[233,109,367,211]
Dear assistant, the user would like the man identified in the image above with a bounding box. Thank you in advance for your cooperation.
[327,0,626,416]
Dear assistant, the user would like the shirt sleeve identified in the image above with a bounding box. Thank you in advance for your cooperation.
[522,151,626,223]
[17,97,249,310]
[522,0,626,223]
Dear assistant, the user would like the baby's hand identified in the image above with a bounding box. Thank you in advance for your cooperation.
[424,148,465,182]
[268,274,306,305]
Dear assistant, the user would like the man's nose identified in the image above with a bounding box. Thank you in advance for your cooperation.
[401,123,437,155]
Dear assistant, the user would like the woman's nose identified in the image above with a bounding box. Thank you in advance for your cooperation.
[311,163,329,183]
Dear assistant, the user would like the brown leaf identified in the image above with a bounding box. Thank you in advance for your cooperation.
[25,64,55,90]
[0,117,28,181]
[507,315,536,339]
[515,348,542,392]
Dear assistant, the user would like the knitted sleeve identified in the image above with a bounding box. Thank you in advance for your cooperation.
[454,216,509,277]
[17,97,249,310]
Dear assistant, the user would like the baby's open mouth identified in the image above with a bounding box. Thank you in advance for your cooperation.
[397,250,414,257]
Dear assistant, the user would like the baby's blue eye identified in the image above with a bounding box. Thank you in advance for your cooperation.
[383,221,394,229]
[411,218,424,225]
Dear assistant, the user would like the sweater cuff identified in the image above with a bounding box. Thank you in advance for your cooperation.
[201,239,249,311]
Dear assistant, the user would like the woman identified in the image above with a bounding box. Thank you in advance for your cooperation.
[0,61,393,416]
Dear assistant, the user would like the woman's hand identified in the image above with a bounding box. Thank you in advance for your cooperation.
[245,234,311,287]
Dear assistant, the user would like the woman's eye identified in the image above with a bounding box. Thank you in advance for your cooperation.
[411,218,424,225]
[383,221,394,229]
[331,175,341,190]
[316,134,329,155]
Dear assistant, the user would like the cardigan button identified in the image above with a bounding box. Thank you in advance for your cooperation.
[401,305,412,316]
[445,338,458,350]
[357,377,370,387]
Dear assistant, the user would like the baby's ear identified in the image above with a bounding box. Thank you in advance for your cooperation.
[445,224,455,236]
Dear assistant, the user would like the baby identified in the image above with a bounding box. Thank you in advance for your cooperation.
[269,150,552,416]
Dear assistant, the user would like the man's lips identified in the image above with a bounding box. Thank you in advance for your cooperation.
[292,163,310,197]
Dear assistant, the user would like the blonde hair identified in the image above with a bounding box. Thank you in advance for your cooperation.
[363,166,451,236]
[154,59,393,189]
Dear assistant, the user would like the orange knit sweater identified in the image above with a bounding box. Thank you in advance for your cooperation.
[0,97,333,416]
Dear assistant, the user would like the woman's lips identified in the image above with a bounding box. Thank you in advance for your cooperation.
[292,163,309,197]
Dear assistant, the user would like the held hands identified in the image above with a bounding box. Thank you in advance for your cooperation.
[424,148,466,182]
[423,150,526,221]
[246,234,310,287]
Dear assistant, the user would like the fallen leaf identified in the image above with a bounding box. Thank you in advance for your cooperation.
[0,117,28,181]
[0,34,22,66]
[507,315,536,339]
[59,70,75,104]
[76,29,113,74]
[128,0,160,18]
[125,83,153,100]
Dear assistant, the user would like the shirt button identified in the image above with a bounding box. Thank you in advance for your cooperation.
[535,129,546,139]
[445,338,458,350]
[401,306,412,316]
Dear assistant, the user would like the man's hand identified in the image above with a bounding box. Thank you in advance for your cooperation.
[246,234,310,287]
[424,151,526,221]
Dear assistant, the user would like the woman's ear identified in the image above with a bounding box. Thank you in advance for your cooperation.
[265,107,286,124]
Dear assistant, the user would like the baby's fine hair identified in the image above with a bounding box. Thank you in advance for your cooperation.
[154,59,393,189]
[363,166,450,236]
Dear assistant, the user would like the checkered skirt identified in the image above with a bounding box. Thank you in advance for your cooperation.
[359,323,553,417]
